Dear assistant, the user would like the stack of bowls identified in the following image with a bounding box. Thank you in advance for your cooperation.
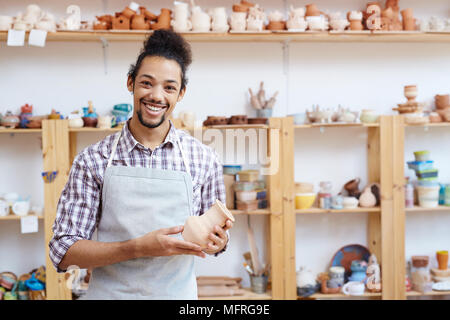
[295,182,316,210]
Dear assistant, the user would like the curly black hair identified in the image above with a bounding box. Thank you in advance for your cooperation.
[128,30,192,91]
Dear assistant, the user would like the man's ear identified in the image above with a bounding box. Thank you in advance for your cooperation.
[127,76,134,93]
[177,87,186,102]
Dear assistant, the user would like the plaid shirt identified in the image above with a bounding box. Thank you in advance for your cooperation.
[49,120,226,271]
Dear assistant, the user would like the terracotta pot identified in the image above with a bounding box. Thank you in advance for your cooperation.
[248,117,267,124]
[93,21,109,30]
[436,108,450,122]
[435,94,450,109]
[140,6,157,21]
[344,178,361,198]
[404,85,418,101]
[131,14,150,30]
[182,199,235,249]
[436,251,449,270]
[305,4,321,17]
[82,117,98,127]
[429,112,442,123]
[229,115,248,125]
[266,20,286,30]
[112,15,130,30]
[122,4,138,20]
[151,8,172,30]
[401,8,413,20]
[412,256,429,268]
[350,20,364,31]
[403,18,416,31]
[232,4,248,13]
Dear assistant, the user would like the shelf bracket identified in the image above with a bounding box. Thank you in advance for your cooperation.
[100,36,109,75]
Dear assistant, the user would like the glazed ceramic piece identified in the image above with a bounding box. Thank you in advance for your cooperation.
[236,191,257,201]
[429,112,442,123]
[360,109,379,123]
[305,4,321,17]
[342,281,365,296]
[306,16,328,31]
[97,115,115,129]
[1,111,20,128]
[296,267,316,288]
[436,251,448,271]
[435,94,450,110]
[366,254,382,292]
[348,11,364,31]
[329,19,349,32]
[68,114,83,128]
[12,200,30,216]
[331,195,343,209]
[95,15,113,29]
[286,6,307,31]
[191,5,210,32]
[151,8,172,30]
[210,7,229,32]
[295,193,316,210]
[182,199,234,249]
[171,1,192,32]
[229,115,248,125]
[112,15,130,30]
[403,18,416,31]
[343,196,359,209]
[140,6,158,21]
[247,117,267,124]
[229,12,247,31]
[317,273,340,294]
[359,186,377,208]
[247,5,265,32]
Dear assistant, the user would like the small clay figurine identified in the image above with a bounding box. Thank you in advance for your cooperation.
[366,254,382,292]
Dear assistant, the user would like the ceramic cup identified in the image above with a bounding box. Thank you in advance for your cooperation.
[436,251,448,270]
[12,200,30,216]
[179,111,196,128]
[343,196,359,209]
[97,116,115,129]
[342,281,365,296]
[0,200,9,217]
[3,192,19,206]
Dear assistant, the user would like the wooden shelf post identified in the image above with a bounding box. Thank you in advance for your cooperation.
[379,115,406,300]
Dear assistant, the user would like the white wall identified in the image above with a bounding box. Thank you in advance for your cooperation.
[1,0,449,291]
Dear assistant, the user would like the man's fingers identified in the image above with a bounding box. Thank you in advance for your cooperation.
[172,238,202,251]
[223,220,233,231]
[161,225,184,235]
[208,232,223,246]
[175,248,206,258]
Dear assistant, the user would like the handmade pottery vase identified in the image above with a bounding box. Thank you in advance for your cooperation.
[267,11,286,31]
[306,16,327,31]
[151,8,172,30]
[305,4,321,17]
[435,94,450,109]
[191,6,210,32]
[122,2,139,19]
[182,199,235,249]
[112,15,130,30]
[171,1,192,32]
[230,12,247,31]
[296,267,317,297]
[359,186,377,208]
[131,14,150,30]
[210,7,229,32]
[328,266,345,288]
[403,18,416,31]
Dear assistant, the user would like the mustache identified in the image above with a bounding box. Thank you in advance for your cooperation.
[140,98,168,108]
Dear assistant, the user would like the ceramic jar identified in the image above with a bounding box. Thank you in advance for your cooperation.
[182,199,235,249]
[1,111,20,128]
[305,4,321,17]
[286,6,307,31]
[230,12,247,31]
[360,109,379,124]
[348,11,364,31]
[318,181,332,209]
[306,16,327,31]
[171,1,192,32]
[296,267,317,297]
[404,85,418,101]
[112,15,130,30]
[0,16,14,30]
[191,6,211,32]
[97,115,115,129]
[12,200,30,216]
[331,195,343,209]
[359,186,377,208]
[68,114,84,128]
[131,14,150,30]
[328,266,345,287]
[330,19,349,32]
[151,8,172,30]
[247,17,264,32]
[122,2,140,19]
[435,94,450,110]
[210,7,229,32]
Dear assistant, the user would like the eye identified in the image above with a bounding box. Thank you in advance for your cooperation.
[141,81,152,88]
[166,86,177,92]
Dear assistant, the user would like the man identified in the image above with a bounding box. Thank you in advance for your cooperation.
[49,30,233,300]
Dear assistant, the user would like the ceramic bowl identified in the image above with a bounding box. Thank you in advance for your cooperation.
[82,117,98,128]
[414,150,430,162]
[295,193,316,210]
[236,191,257,201]
[343,196,359,208]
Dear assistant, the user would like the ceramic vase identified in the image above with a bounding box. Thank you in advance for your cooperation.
[171,1,192,32]
[230,12,247,31]
[359,186,377,208]
[210,7,229,32]
[182,199,235,249]
[122,2,140,19]
[131,15,150,30]
[151,8,172,30]
[247,18,264,31]
[435,94,449,109]
[191,6,210,32]
[305,4,320,17]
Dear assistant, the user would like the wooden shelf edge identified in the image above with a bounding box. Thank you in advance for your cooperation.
[230,209,271,215]
[0,128,42,133]
[0,214,44,220]
[300,292,382,299]
[406,205,450,212]
[295,122,379,129]
[406,290,450,297]
[199,288,272,300]
[296,207,381,214]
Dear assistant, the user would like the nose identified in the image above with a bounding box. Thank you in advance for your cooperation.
[149,84,165,104]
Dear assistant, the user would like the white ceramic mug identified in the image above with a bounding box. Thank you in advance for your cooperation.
[31,205,44,217]
[0,200,9,217]
[12,200,30,217]
[97,116,115,129]
[342,281,365,296]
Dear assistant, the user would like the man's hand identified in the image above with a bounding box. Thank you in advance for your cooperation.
[202,219,234,255]
[135,225,206,258]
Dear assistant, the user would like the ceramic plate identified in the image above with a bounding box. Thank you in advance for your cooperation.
[432,281,450,291]
[330,244,371,275]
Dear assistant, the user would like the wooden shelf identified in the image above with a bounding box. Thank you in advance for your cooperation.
[230,209,271,215]
[296,207,381,214]
[407,290,450,297]
[405,122,450,128]
[295,122,379,129]
[68,127,122,132]
[406,205,450,212]
[204,124,269,130]
[300,292,382,299]
[199,288,272,300]
[1,30,450,43]
[0,214,44,220]
[0,128,42,133]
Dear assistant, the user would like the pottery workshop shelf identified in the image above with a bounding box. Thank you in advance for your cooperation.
[231,209,271,215]
[294,122,379,129]
[295,207,381,214]
[0,128,42,133]
[406,206,450,212]
[405,122,450,128]
[2,30,450,43]
[0,214,44,220]
[199,288,272,300]
[406,290,450,297]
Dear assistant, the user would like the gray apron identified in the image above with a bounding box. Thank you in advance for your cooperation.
[82,129,197,300]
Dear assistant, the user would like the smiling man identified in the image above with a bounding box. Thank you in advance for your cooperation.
[49,30,233,300]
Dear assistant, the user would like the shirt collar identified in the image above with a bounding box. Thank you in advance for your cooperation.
[122,119,177,153]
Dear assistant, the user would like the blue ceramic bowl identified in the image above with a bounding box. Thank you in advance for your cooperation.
[223,165,242,175]
[113,103,132,113]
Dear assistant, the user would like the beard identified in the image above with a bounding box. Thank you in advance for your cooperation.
[136,109,166,129]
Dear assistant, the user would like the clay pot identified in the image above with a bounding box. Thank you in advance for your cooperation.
[401,8,413,20]
[131,14,150,30]
[437,108,450,122]
[248,117,267,124]
[112,15,130,30]
[82,117,98,128]
[140,6,157,21]
[404,85,418,101]
[359,186,377,208]
[344,178,361,198]
[182,199,235,249]
[203,116,228,126]
[403,18,416,31]
[305,4,321,17]
[429,112,442,123]
[350,20,364,31]
[436,251,448,270]
[229,115,248,125]
[232,4,249,13]
[435,94,450,109]
[93,21,109,30]
[151,8,172,30]
[266,20,286,31]
[412,256,429,268]
[122,2,139,20]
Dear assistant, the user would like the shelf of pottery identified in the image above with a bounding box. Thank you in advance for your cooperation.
[1,1,450,45]
[0,128,48,300]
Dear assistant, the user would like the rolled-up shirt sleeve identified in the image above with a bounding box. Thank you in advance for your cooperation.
[200,150,229,256]
[49,153,101,272]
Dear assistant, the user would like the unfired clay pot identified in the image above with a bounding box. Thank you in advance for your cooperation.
[112,15,130,30]
[305,4,321,17]
[131,14,150,30]
[435,94,450,109]
[403,18,416,31]
[151,8,172,30]
[182,199,235,249]
[122,2,139,19]
[140,6,158,21]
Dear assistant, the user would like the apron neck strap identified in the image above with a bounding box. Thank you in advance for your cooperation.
[107,127,192,180]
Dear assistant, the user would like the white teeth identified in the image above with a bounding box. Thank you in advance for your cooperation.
[144,103,163,112]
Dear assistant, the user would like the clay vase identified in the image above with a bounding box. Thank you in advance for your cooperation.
[140,6,158,21]
[151,8,172,30]
[344,178,361,198]
[359,186,377,208]
[131,14,150,30]
[112,15,130,30]
[182,199,235,249]
[122,2,139,19]
[350,20,364,31]
[436,251,448,270]
[305,4,321,17]
[435,94,450,110]
[93,21,109,30]
[403,18,416,31]
[82,117,98,128]
[401,8,413,20]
